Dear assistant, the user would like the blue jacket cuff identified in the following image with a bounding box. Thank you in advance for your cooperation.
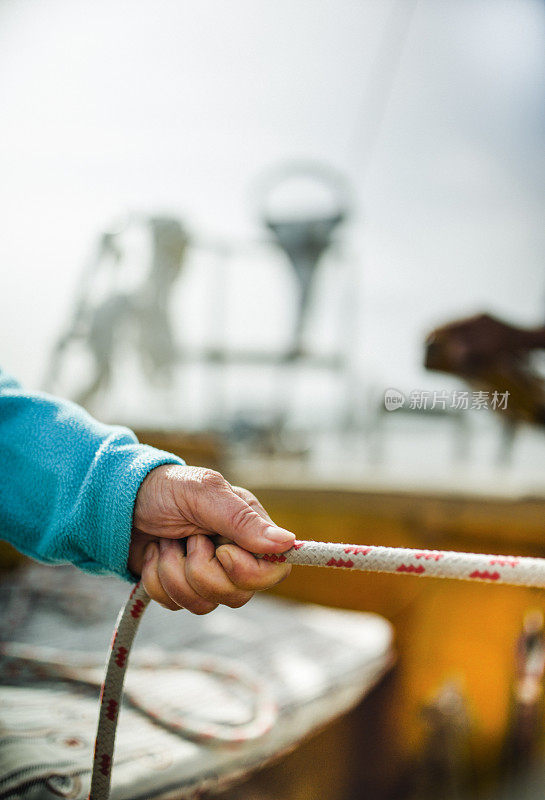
[75,442,185,581]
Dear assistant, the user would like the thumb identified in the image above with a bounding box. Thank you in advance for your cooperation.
[201,487,295,553]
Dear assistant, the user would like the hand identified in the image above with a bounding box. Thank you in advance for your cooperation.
[128,465,294,613]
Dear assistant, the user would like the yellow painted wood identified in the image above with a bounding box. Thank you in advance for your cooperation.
[238,482,545,774]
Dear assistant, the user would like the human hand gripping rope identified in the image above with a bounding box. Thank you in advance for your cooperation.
[88,538,545,800]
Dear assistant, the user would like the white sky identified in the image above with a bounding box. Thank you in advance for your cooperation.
[0,0,544,418]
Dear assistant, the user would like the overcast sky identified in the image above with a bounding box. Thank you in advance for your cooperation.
[0,0,543,419]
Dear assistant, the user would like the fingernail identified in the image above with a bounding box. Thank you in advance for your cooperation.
[216,547,233,571]
[264,526,296,544]
[144,543,157,564]
[186,536,198,556]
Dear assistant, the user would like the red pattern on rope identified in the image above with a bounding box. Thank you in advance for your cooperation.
[89,537,545,799]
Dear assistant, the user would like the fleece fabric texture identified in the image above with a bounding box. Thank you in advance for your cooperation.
[0,368,184,581]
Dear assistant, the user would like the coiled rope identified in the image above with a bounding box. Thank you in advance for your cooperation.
[89,538,545,800]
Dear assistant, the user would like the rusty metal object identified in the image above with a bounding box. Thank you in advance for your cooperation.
[425,314,545,426]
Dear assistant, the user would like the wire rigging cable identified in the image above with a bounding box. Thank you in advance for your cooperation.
[348,0,418,181]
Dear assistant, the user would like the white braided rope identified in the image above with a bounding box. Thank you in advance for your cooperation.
[89,583,277,800]
[88,539,545,800]
[89,584,150,800]
[262,540,545,587]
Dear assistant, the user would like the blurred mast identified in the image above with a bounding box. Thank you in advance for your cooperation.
[348,0,418,182]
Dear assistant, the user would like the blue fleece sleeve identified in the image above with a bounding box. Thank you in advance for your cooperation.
[0,368,184,580]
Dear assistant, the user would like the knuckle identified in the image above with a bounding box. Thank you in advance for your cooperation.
[224,591,253,609]
[165,588,188,608]
[258,563,292,589]
[232,486,256,503]
[176,466,228,500]
[146,581,179,610]
[159,562,216,613]
[160,600,182,611]
[274,563,292,582]
[199,469,227,491]
[229,502,256,532]
[162,579,192,609]
[186,599,218,615]
[157,562,179,591]
[229,579,254,592]
[226,568,257,592]
[185,563,222,603]
[217,551,242,580]
[157,568,191,607]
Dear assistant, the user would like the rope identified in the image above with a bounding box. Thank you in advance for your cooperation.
[262,540,545,586]
[87,582,277,800]
[87,538,545,800]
